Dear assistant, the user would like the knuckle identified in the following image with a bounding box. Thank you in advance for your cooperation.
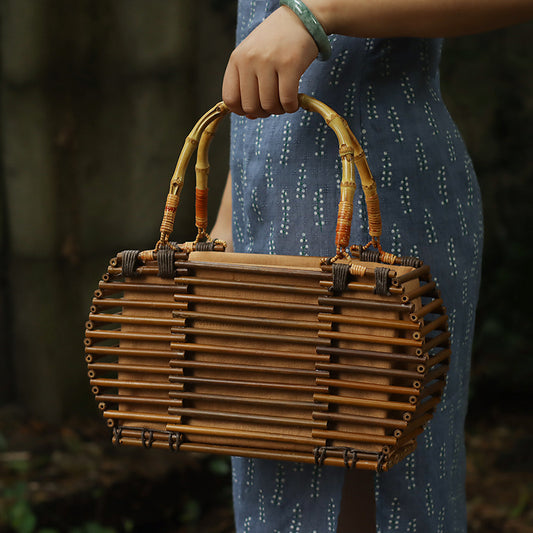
[236,45,261,65]
[279,52,298,69]
[279,95,299,113]
[241,101,258,115]
[222,92,241,113]
[262,99,283,115]
[222,88,237,106]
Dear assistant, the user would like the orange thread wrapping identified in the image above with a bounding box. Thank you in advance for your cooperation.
[350,263,367,277]
[365,193,382,237]
[335,200,353,249]
[195,188,208,229]
[380,251,397,265]
[160,194,179,235]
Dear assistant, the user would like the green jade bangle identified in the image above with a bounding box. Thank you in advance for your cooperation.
[279,0,332,61]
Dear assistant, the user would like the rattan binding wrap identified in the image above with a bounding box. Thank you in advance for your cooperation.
[84,95,450,471]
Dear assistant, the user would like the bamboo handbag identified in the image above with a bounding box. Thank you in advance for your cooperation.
[84,94,451,472]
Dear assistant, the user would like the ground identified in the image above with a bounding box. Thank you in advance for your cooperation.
[0,406,531,533]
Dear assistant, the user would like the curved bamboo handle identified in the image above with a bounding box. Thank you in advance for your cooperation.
[298,94,382,252]
[158,94,381,255]
[157,102,230,249]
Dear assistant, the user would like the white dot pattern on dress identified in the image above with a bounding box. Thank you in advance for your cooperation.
[230,6,482,532]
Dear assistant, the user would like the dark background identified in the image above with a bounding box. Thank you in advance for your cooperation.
[0,2,531,532]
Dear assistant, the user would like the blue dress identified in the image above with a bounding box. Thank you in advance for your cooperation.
[230,2,483,531]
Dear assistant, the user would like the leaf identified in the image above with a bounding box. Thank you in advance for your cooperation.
[9,499,37,533]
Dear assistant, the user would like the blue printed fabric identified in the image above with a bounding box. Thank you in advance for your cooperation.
[229,2,483,532]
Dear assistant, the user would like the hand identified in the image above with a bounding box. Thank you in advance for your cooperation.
[222,6,319,118]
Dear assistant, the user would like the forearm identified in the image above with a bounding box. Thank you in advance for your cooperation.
[211,171,234,252]
[306,0,533,38]
[222,0,533,118]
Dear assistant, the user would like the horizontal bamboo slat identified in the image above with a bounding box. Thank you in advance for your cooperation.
[176,293,333,313]
[96,394,182,408]
[90,378,182,391]
[311,428,397,446]
[318,330,423,347]
[175,309,325,330]
[312,410,407,429]
[98,281,180,293]
[317,312,420,330]
[313,393,417,412]
[88,362,182,375]
[319,280,403,295]
[174,326,329,346]
[86,330,185,343]
[392,264,431,285]
[169,359,328,378]
[171,375,329,393]
[176,276,326,295]
[103,410,179,424]
[85,239,451,472]
[113,437,381,470]
[165,423,321,446]
[88,313,183,328]
[316,345,424,365]
[315,362,422,380]
[92,298,188,311]
[411,298,444,320]
[176,260,330,279]
[318,296,414,313]
[170,341,331,362]
[85,345,182,360]
[167,407,327,429]
[315,377,420,397]
[171,391,328,410]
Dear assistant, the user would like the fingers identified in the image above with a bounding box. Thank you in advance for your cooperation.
[223,55,298,118]
[222,7,318,118]
[222,53,305,117]
[277,63,301,114]
[257,69,284,116]
[222,61,244,115]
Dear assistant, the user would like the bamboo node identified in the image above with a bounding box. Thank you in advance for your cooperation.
[339,143,354,160]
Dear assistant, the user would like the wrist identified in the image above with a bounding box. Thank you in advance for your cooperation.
[279,0,332,60]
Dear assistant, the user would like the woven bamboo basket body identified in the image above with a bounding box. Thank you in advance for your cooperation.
[84,95,450,471]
